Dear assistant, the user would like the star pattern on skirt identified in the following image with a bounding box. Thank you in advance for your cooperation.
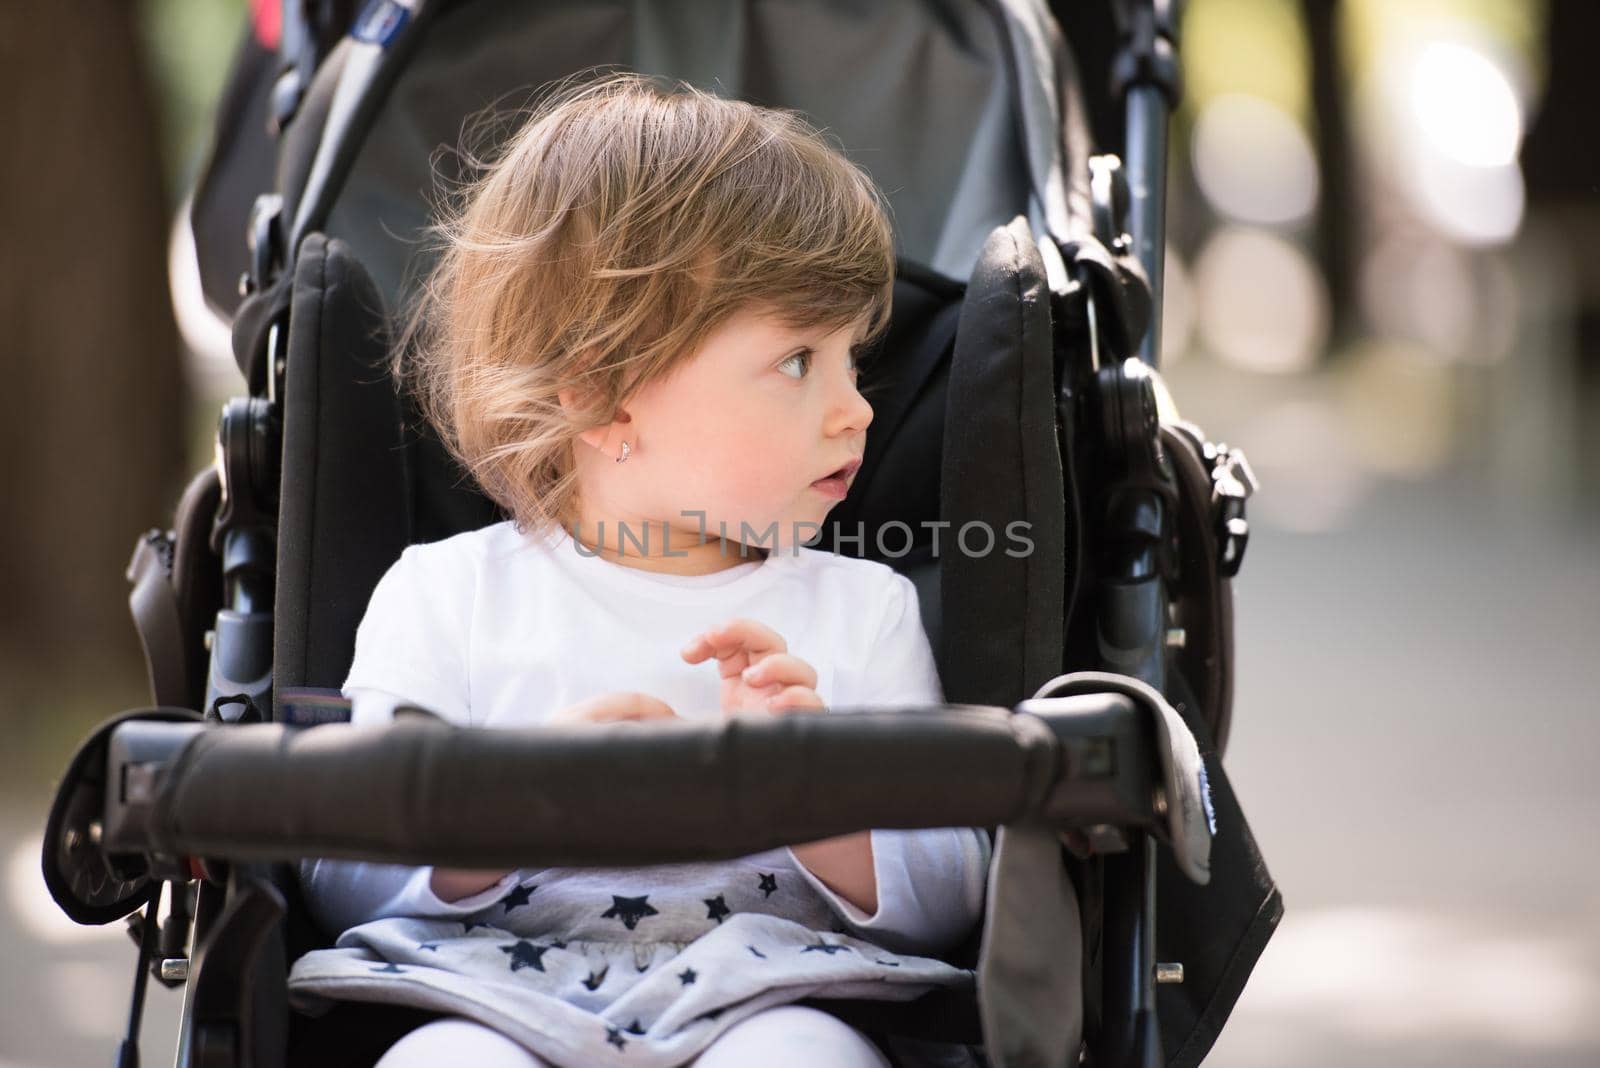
[334,881,947,1056]
[500,940,551,973]
[501,883,536,913]
[802,940,850,955]
[601,895,659,930]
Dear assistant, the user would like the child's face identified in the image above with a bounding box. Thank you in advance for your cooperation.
[609,305,874,554]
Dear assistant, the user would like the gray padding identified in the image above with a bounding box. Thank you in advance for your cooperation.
[977,824,1083,1068]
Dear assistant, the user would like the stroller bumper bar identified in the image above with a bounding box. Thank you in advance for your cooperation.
[92,693,1207,880]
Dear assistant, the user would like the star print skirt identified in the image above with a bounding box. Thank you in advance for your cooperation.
[287,848,974,1067]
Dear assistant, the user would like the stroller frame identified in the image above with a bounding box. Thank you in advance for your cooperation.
[44,2,1279,1066]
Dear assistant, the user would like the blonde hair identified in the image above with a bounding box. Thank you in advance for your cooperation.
[399,71,895,538]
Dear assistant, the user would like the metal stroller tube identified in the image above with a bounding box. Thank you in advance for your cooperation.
[1111,0,1184,370]
[1097,5,1186,1065]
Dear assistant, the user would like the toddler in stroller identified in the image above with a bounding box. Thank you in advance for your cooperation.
[41,3,1282,1067]
[288,73,990,1067]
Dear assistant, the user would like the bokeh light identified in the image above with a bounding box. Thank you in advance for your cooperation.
[1361,25,1532,248]
[1236,398,1369,532]
[1360,231,1520,365]
[1410,40,1523,168]
[1191,93,1320,226]
[1159,243,1195,367]
[1194,227,1329,375]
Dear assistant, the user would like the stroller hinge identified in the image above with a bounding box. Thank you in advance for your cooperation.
[1110,0,1183,109]
[207,398,279,718]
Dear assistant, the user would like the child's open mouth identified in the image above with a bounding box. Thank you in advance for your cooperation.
[810,459,861,500]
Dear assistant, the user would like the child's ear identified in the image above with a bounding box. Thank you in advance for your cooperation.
[558,387,632,453]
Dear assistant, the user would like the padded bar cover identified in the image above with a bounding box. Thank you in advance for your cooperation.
[132,705,1111,867]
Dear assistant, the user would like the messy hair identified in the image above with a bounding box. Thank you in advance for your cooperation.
[398,71,895,539]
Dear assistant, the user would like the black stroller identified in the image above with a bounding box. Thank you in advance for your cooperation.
[44,1,1280,1065]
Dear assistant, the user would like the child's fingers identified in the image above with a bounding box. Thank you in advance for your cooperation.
[679,632,709,663]
[680,618,787,667]
[550,692,677,724]
[768,686,825,713]
[740,653,817,690]
[608,694,676,720]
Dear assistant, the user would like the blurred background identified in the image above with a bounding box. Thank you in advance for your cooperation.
[0,0,1594,1065]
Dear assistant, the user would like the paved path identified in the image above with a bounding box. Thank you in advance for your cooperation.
[1209,476,1600,1066]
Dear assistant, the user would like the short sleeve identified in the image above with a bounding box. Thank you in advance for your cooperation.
[791,827,990,955]
[342,544,474,726]
[841,570,945,708]
[297,858,522,936]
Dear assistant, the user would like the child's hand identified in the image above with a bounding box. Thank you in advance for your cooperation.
[549,691,678,725]
[431,867,514,903]
[680,618,825,715]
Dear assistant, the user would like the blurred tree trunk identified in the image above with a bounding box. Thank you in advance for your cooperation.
[1522,0,1600,494]
[1522,0,1600,332]
[1302,0,1357,349]
[0,2,188,714]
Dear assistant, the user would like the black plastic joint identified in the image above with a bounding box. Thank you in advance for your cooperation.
[1111,36,1183,108]
[1110,0,1185,107]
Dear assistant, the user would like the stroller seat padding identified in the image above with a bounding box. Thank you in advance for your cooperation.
[275,234,413,701]
[939,217,1067,708]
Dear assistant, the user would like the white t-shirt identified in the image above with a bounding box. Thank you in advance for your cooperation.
[299,521,988,956]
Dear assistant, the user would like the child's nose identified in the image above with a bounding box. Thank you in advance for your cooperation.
[827,374,873,436]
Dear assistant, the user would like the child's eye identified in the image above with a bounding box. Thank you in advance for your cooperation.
[777,349,812,379]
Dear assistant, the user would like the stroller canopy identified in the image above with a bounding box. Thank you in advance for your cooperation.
[281,0,1093,307]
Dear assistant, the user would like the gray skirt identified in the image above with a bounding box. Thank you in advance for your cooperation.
[288,849,974,1067]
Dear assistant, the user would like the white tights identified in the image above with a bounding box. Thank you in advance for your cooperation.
[373,1006,893,1067]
